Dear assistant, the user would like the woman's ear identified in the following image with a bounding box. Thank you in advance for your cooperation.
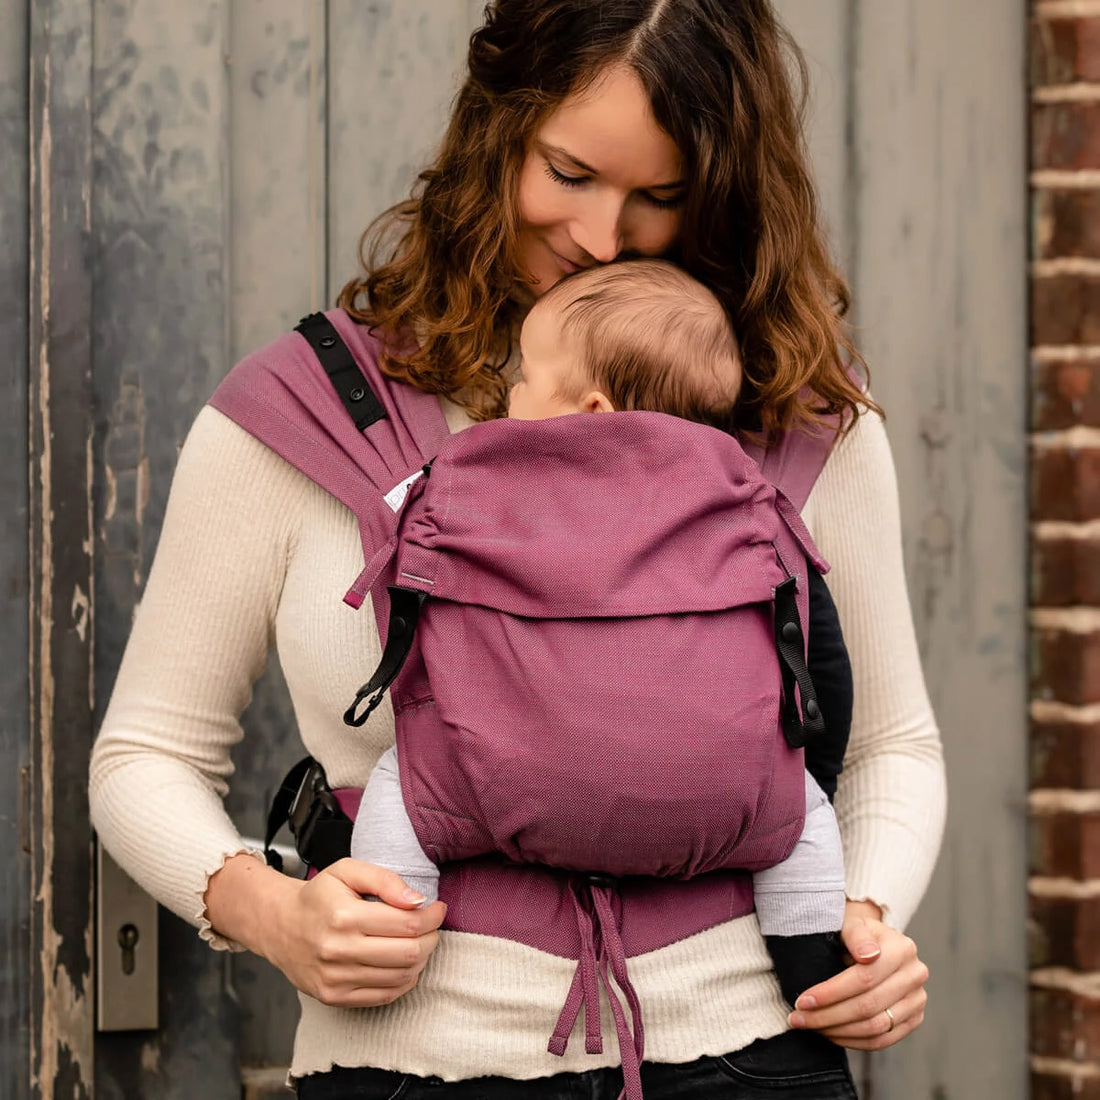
[580,390,616,414]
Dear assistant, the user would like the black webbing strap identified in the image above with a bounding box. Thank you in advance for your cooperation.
[773,577,826,749]
[344,586,428,727]
[263,756,353,872]
[295,312,387,431]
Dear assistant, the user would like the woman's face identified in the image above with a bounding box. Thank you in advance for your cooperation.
[515,64,686,297]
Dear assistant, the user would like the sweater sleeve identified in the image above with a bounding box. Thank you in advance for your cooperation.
[89,405,310,948]
[802,408,947,930]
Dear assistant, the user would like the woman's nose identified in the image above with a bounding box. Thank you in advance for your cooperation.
[572,194,625,264]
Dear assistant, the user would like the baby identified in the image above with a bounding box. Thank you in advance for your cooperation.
[351,258,849,1006]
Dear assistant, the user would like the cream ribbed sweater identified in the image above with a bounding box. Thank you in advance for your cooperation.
[89,397,945,1081]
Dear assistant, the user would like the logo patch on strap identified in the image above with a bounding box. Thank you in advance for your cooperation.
[383,470,425,513]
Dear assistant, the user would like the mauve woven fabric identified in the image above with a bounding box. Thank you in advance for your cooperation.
[388,414,806,885]
[336,781,757,958]
[211,310,832,961]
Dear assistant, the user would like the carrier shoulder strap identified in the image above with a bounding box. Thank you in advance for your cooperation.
[209,308,450,525]
[741,409,848,749]
[210,307,451,608]
[740,420,840,513]
[211,311,451,866]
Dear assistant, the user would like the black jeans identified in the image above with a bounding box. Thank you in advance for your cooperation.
[295,1031,858,1099]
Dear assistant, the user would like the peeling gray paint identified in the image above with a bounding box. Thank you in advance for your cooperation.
[326,2,475,300]
[228,1,328,361]
[28,0,97,1096]
[0,0,33,1090]
[90,2,241,1095]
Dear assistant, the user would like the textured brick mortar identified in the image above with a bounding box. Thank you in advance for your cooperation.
[1031,1,1100,1091]
[1031,711,1100,786]
[1032,357,1100,429]
[1032,16,1100,84]
[1031,1064,1100,1100]
[1033,191,1100,258]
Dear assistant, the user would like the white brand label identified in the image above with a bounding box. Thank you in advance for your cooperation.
[383,469,425,513]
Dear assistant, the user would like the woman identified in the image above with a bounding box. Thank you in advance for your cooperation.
[89,2,945,1096]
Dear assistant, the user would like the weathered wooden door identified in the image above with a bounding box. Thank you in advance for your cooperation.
[5,1,1026,1096]
[772,3,1030,1098]
[1,0,32,1094]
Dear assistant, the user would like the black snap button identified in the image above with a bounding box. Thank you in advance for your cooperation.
[781,621,800,643]
[349,386,366,402]
[390,616,407,638]
[319,335,337,348]
[805,699,820,720]
[586,872,617,890]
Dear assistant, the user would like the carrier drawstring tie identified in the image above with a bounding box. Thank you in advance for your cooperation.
[548,877,646,1100]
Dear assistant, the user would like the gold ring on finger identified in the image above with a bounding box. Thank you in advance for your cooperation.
[884,1006,896,1033]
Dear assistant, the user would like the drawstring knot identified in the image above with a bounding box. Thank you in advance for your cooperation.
[548,875,646,1100]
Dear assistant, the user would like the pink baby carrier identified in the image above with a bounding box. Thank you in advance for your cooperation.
[211,310,838,1099]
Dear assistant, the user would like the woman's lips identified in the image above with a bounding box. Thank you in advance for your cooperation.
[551,248,588,275]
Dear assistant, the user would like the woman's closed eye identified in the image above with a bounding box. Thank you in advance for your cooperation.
[543,161,684,214]
[639,189,685,211]
[544,162,587,189]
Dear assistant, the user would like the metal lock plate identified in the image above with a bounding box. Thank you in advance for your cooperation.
[96,843,159,1031]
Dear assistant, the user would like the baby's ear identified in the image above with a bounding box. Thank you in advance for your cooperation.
[581,390,616,414]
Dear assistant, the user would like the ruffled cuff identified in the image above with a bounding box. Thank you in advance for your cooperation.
[194,844,269,952]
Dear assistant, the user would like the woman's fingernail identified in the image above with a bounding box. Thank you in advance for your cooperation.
[788,1012,806,1028]
[402,888,426,903]
[795,994,817,1010]
[856,942,880,959]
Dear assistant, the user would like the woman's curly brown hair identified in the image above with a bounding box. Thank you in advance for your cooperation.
[338,0,876,434]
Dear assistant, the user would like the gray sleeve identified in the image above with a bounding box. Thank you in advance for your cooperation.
[752,771,846,936]
[350,745,440,901]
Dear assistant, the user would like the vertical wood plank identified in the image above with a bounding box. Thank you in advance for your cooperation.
[847,1,1029,1096]
[465,0,487,31]
[772,0,853,273]
[0,0,32,1094]
[326,1,479,298]
[229,0,327,362]
[91,2,241,1096]
[28,1,96,1096]
[224,1,329,1071]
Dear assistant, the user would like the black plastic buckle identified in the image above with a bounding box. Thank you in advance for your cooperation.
[585,872,618,891]
[288,759,351,870]
[344,586,428,727]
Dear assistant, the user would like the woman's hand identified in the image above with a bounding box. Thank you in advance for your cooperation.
[787,899,929,1050]
[204,853,447,1007]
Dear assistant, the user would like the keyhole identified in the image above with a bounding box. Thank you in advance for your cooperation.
[118,923,139,975]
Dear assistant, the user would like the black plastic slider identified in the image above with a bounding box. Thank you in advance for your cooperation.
[773,577,827,749]
[295,312,387,432]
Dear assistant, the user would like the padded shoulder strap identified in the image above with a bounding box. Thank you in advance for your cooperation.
[209,309,451,606]
[210,308,449,499]
[740,417,844,514]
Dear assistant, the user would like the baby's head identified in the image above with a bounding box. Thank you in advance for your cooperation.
[508,259,742,430]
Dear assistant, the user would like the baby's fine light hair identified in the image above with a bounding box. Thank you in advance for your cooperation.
[539,260,742,431]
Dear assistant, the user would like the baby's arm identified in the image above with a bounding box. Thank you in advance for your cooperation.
[351,745,440,902]
[754,772,847,1005]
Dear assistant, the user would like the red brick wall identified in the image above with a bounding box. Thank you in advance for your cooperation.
[1030,3,1100,1097]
